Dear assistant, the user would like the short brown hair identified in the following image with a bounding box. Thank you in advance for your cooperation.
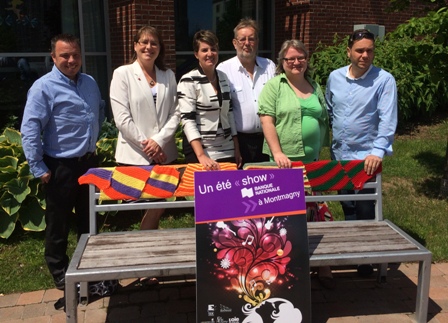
[348,29,375,48]
[192,30,219,52]
[50,34,81,54]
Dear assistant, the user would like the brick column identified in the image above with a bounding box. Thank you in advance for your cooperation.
[108,0,176,71]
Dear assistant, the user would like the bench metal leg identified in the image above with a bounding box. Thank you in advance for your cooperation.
[79,282,89,305]
[377,263,388,283]
[65,276,78,323]
[412,258,431,323]
[65,233,90,323]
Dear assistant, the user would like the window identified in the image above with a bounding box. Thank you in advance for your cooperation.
[174,0,273,79]
[0,0,110,128]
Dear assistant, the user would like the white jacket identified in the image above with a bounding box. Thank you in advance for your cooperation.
[110,62,180,165]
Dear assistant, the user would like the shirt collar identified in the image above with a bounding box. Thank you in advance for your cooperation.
[52,65,80,85]
[346,64,373,80]
[237,56,260,73]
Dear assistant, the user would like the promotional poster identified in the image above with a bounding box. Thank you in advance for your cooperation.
[195,169,311,323]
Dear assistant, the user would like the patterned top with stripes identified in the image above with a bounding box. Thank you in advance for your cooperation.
[178,67,237,161]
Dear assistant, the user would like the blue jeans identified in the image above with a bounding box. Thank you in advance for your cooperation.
[339,188,375,220]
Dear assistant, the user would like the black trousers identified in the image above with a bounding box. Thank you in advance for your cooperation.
[237,132,269,166]
[43,154,98,281]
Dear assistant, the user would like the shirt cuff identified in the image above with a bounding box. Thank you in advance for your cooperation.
[370,148,385,159]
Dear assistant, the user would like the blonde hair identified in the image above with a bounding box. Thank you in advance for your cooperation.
[275,39,312,77]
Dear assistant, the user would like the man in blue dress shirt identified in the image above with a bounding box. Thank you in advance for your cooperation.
[21,34,104,290]
[326,29,397,221]
[326,29,397,277]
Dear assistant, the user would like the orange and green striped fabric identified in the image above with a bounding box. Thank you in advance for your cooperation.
[78,161,380,200]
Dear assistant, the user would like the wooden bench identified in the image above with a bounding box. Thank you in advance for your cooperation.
[65,173,431,323]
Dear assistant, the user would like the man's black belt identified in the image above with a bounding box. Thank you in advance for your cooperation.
[237,132,263,137]
[76,152,95,162]
[45,152,95,162]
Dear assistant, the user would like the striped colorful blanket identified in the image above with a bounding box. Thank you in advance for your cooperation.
[78,160,381,201]
[244,160,381,191]
[78,165,180,200]
[173,162,238,197]
[243,161,311,191]
[78,163,238,201]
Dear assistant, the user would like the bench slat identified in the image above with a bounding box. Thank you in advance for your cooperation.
[76,222,421,270]
[79,254,196,269]
[82,246,194,256]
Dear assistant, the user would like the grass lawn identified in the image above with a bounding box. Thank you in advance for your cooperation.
[0,119,447,294]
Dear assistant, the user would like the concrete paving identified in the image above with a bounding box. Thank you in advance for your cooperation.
[1,262,448,322]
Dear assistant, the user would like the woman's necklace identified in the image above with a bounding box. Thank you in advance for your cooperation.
[144,66,156,87]
[145,74,156,87]
[209,74,216,83]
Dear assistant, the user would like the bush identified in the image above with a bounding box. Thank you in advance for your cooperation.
[0,128,45,239]
[0,119,187,238]
[0,122,120,239]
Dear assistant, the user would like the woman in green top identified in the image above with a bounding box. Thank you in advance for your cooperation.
[258,39,329,168]
[258,39,334,289]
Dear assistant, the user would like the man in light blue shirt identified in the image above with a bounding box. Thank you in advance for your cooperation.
[326,29,397,221]
[217,18,275,166]
[21,34,104,292]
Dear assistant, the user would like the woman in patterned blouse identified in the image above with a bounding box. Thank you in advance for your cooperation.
[178,30,242,170]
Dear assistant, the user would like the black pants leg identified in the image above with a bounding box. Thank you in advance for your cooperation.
[237,133,269,166]
[43,155,98,282]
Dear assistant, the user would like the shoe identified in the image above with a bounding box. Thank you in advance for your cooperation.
[357,264,374,277]
[54,297,65,311]
[54,276,65,290]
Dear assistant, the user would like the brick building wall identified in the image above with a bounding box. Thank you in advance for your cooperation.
[108,0,176,71]
[274,0,432,55]
[107,0,431,72]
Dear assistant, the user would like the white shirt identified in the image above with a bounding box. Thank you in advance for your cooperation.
[217,56,275,133]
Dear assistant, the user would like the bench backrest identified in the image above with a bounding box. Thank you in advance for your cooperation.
[88,173,382,234]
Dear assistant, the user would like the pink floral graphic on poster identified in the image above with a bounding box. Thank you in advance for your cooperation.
[210,217,294,306]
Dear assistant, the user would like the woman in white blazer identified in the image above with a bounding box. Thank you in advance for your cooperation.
[110,26,180,231]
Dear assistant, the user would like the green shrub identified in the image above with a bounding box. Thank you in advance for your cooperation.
[0,122,120,239]
[0,128,45,239]
[0,120,188,238]
[97,120,118,167]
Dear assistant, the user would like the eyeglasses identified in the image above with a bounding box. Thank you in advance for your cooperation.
[137,40,159,48]
[235,37,257,45]
[283,56,307,64]
[349,31,375,44]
